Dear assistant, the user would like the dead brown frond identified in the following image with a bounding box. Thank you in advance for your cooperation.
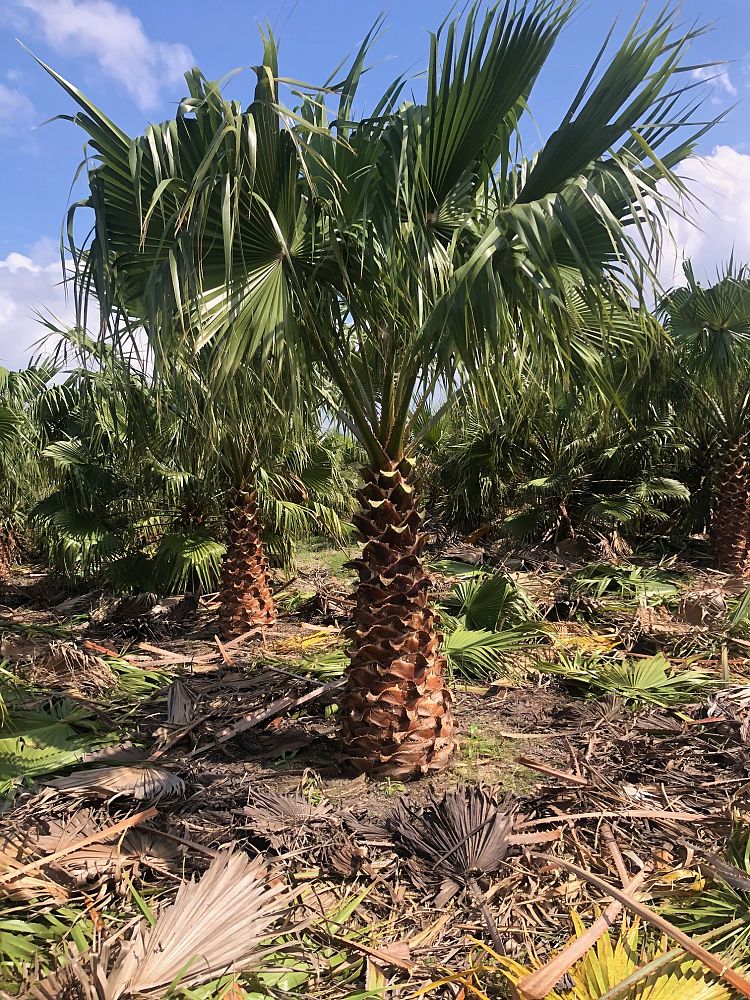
[165,678,197,726]
[387,784,519,907]
[104,593,159,623]
[0,831,69,903]
[33,811,181,881]
[706,685,750,742]
[17,641,116,695]
[47,765,185,801]
[28,853,291,999]
[29,963,97,1000]
[242,787,364,876]
[680,588,728,626]
[243,787,335,849]
[110,851,290,997]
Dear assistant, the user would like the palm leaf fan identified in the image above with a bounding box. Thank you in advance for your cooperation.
[46,764,185,801]
[30,852,292,999]
[386,784,519,907]
[107,852,291,997]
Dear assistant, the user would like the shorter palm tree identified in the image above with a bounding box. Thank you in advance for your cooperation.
[157,356,354,635]
[661,261,750,574]
[0,361,59,579]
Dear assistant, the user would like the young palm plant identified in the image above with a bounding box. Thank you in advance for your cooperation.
[42,2,715,775]
[159,354,353,634]
[660,261,750,574]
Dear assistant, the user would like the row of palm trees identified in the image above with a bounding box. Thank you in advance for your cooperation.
[3,255,749,775]
[427,262,750,567]
[8,0,743,776]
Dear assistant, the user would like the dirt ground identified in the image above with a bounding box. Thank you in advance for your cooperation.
[3,545,750,996]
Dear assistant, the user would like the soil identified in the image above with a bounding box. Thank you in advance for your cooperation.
[3,549,750,996]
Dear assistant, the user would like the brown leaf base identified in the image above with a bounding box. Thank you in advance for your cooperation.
[218,488,276,637]
[713,438,750,577]
[341,460,456,779]
[0,527,16,582]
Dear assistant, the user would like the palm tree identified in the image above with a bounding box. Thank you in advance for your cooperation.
[0,361,60,579]
[31,332,351,604]
[426,376,690,549]
[661,261,750,574]
[157,354,353,634]
[41,1,715,776]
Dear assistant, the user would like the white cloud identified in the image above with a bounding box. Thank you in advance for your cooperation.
[0,245,74,369]
[691,66,737,105]
[16,0,194,111]
[0,82,36,133]
[657,145,750,288]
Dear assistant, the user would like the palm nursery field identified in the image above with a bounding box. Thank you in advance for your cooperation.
[2,0,750,997]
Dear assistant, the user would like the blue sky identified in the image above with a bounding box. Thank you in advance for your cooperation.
[0,0,748,367]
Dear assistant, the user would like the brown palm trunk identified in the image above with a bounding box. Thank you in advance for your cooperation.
[341,459,457,779]
[218,486,276,637]
[713,436,750,576]
[0,526,15,582]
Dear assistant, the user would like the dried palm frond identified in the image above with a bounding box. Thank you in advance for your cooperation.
[46,764,185,801]
[243,787,363,876]
[386,784,519,907]
[680,588,728,626]
[243,787,335,849]
[165,678,197,726]
[29,963,97,1000]
[24,641,116,695]
[104,593,159,622]
[34,811,181,881]
[29,853,291,999]
[107,852,290,997]
[706,685,750,742]
[0,830,69,902]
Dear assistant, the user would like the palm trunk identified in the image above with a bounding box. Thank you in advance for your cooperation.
[341,459,456,779]
[713,436,750,576]
[218,486,276,637]
[0,526,15,582]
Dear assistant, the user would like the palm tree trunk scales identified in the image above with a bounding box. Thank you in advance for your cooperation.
[0,527,15,582]
[713,436,750,576]
[341,460,457,778]
[218,486,276,636]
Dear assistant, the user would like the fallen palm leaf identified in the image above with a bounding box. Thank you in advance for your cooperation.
[667,824,750,955]
[531,853,750,997]
[518,826,650,1000]
[33,810,181,881]
[386,784,519,954]
[243,787,336,849]
[243,787,364,876]
[388,784,520,906]
[28,853,292,998]
[46,764,185,801]
[479,915,741,999]
[537,652,721,708]
[0,832,69,902]
[107,851,292,996]
[165,678,196,726]
[26,641,117,695]
[387,785,519,907]
[0,807,157,886]
[29,963,96,1000]
[0,699,115,797]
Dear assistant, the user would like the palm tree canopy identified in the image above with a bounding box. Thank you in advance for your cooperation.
[40,0,716,464]
[660,260,750,436]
